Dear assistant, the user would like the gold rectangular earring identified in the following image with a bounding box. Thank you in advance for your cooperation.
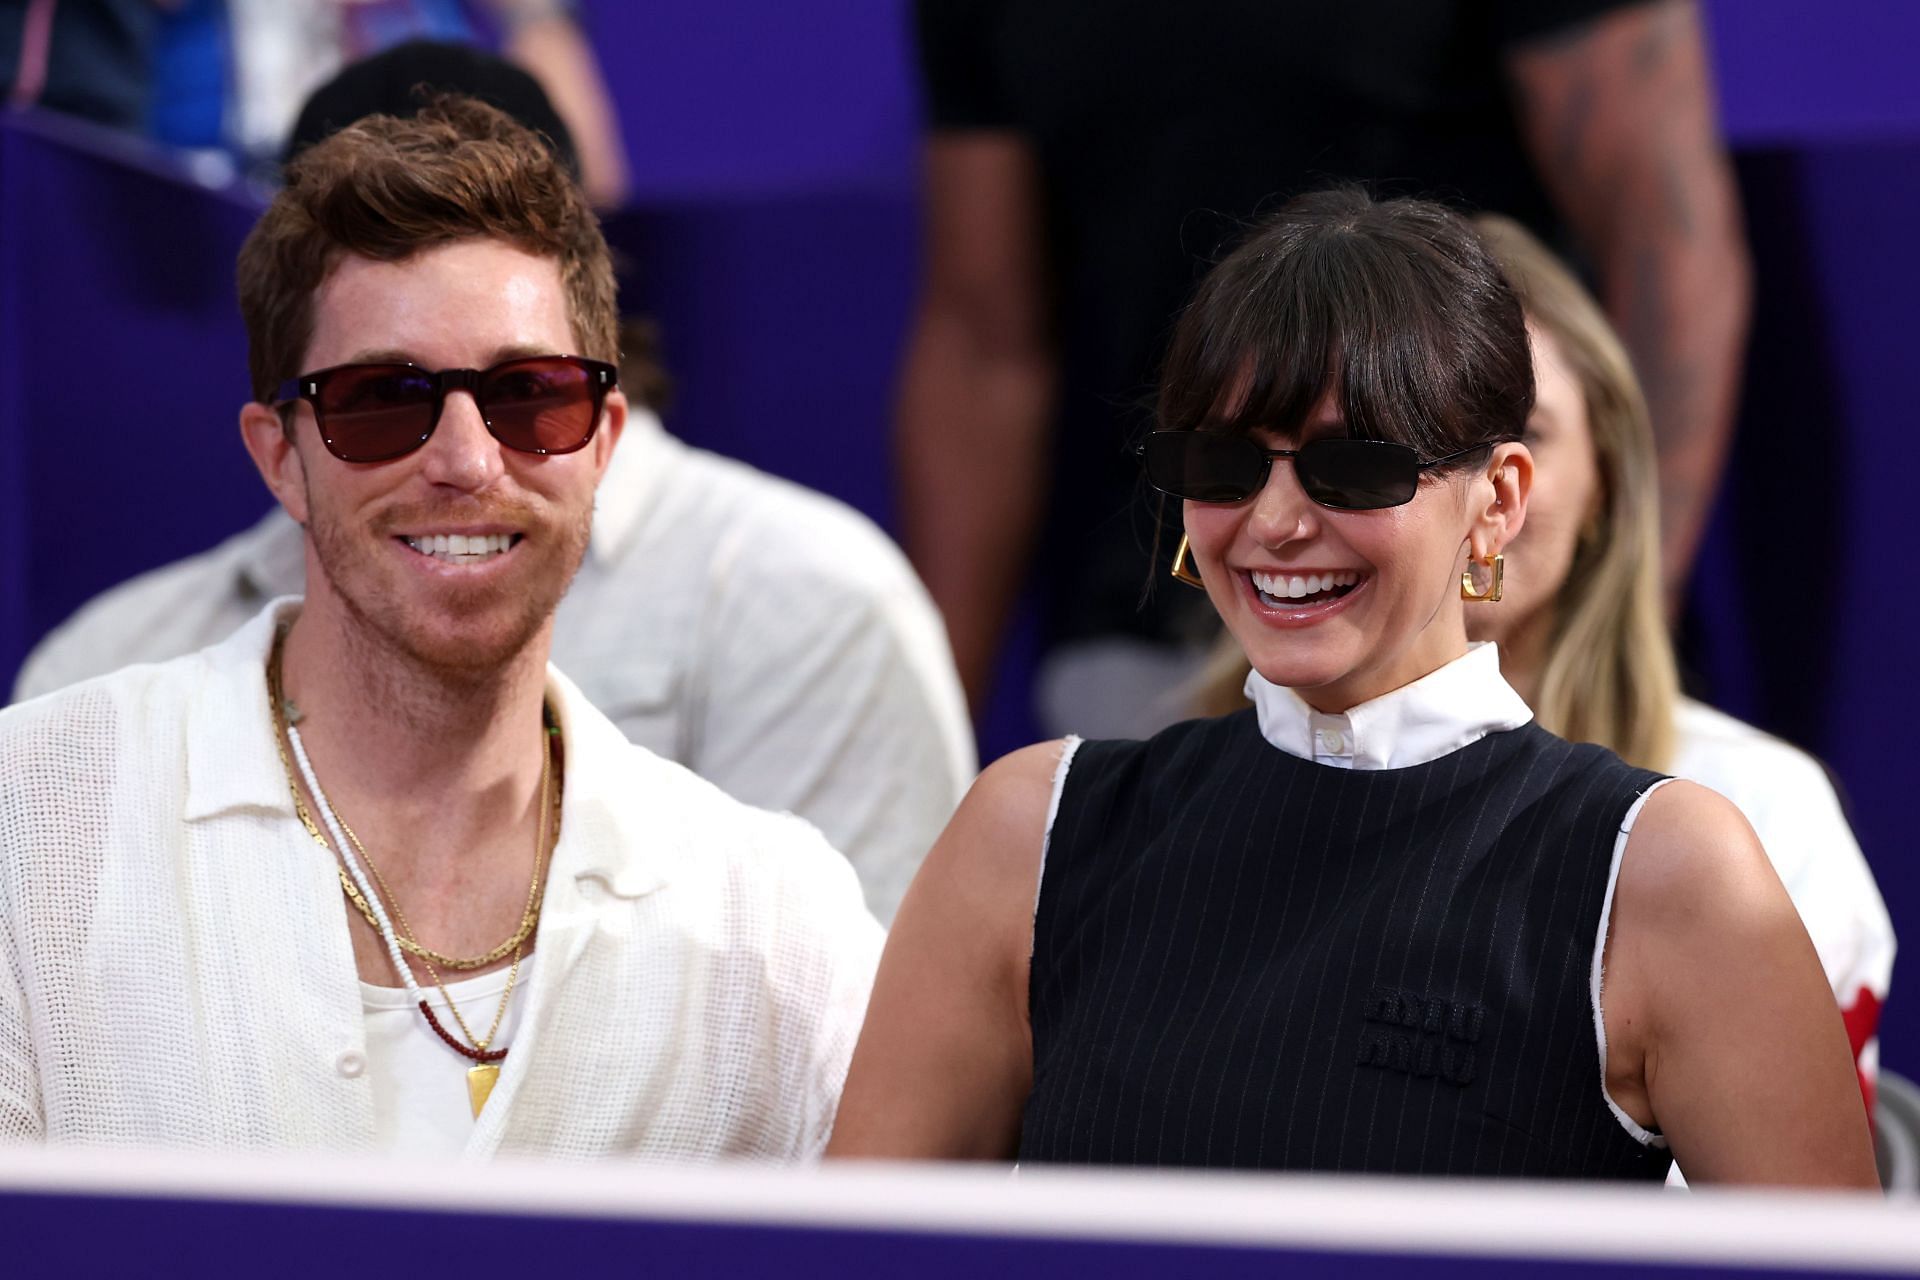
[1460,552,1504,602]
[1171,534,1206,589]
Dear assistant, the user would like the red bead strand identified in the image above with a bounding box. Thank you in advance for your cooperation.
[418,1001,509,1063]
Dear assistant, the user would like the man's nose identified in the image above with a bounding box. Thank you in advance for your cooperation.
[415,391,505,492]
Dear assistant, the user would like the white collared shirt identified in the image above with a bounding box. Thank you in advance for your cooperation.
[1045,644,1537,853]
[1242,642,1535,769]
[10,411,974,921]
[0,602,884,1158]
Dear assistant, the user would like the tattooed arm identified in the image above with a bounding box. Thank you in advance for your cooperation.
[896,136,1057,710]
[1508,0,1750,606]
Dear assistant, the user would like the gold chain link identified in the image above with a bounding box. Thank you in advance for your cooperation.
[323,744,551,1051]
[267,628,558,1055]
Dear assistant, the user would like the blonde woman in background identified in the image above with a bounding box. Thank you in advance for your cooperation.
[1196,213,1894,1107]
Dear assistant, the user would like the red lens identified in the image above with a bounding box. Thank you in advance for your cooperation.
[314,365,438,462]
[479,357,602,454]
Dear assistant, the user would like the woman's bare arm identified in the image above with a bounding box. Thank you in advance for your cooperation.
[826,741,1063,1158]
[1603,781,1878,1188]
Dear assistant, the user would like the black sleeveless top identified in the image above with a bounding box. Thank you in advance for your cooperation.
[1020,710,1672,1181]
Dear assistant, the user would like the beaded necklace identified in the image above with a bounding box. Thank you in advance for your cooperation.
[267,633,557,1117]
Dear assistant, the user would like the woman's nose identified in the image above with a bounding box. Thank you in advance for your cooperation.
[1245,457,1319,548]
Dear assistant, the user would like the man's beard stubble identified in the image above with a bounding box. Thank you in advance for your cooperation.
[304,480,593,689]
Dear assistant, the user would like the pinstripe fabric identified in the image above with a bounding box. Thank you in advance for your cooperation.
[1021,711,1671,1181]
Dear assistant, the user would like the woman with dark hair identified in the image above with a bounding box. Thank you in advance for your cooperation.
[1185,213,1896,1124]
[829,190,1875,1185]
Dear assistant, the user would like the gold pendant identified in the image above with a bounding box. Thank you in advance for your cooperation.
[467,1063,501,1116]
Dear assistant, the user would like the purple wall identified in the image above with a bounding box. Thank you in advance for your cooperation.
[0,115,270,680]
[3,0,1918,1068]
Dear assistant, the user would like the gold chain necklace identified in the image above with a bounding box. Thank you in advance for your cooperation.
[318,740,551,1057]
[336,865,540,971]
[330,733,552,970]
[267,630,558,1114]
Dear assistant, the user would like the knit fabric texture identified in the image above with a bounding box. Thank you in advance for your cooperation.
[0,602,884,1157]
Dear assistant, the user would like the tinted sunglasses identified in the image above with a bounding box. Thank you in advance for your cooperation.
[273,355,618,464]
[1139,430,1495,510]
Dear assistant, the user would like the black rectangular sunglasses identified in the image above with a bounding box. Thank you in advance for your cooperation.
[1138,430,1492,510]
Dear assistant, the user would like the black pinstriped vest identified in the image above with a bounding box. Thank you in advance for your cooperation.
[1020,710,1672,1181]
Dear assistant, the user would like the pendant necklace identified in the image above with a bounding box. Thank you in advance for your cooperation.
[268,634,557,1117]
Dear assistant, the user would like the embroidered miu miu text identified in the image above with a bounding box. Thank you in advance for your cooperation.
[1355,986,1484,1087]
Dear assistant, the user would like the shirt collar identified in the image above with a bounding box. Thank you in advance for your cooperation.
[1243,642,1533,771]
[230,408,682,597]
[182,598,302,822]
[182,597,673,898]
[538,661,673,898]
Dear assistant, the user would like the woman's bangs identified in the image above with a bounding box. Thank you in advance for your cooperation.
[1333,318,1454,454]
[1170,276,1441,455]
[1181,288,1344,440]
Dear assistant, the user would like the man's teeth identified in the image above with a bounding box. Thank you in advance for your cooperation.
[1251,569,1360,600]
[404,533,516,562]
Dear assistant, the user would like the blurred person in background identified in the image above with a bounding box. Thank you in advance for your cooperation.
[1,0,157,127]
[147,0,629,205]
[11,43,975,923]
[833,191,1874,1187]
[902,0,1750,737]
[1194,212,1894,1128]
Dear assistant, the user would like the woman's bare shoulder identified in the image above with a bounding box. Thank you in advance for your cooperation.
[1609,779,1813,1028]
[903,739,1074,915]
[1617,779,1786,931]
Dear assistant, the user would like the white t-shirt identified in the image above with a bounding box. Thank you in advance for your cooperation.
[360,958,537,1158]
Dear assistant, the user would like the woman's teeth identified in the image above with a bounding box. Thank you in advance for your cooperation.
[404,533,517,564]
[1251,569,1359,605]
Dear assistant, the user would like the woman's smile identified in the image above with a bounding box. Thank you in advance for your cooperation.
[1247,567,1363,606]
[1236,565,1370,628]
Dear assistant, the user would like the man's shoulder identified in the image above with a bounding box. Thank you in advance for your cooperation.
[3,616,255,744]
[651,446,921,602]
[0,649,216,850]
[592,736,885,946]
[7,599,282,749]
[12,510,294,702]
[619,734,864,876]
[557,677,874,894]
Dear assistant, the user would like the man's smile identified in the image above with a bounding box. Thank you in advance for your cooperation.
[398,531,524,564]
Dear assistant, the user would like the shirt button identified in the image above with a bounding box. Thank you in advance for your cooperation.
[335,1050,366,1079]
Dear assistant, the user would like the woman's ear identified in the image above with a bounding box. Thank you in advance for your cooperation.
[1471,440,1533,561]
[239,402,311,526]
